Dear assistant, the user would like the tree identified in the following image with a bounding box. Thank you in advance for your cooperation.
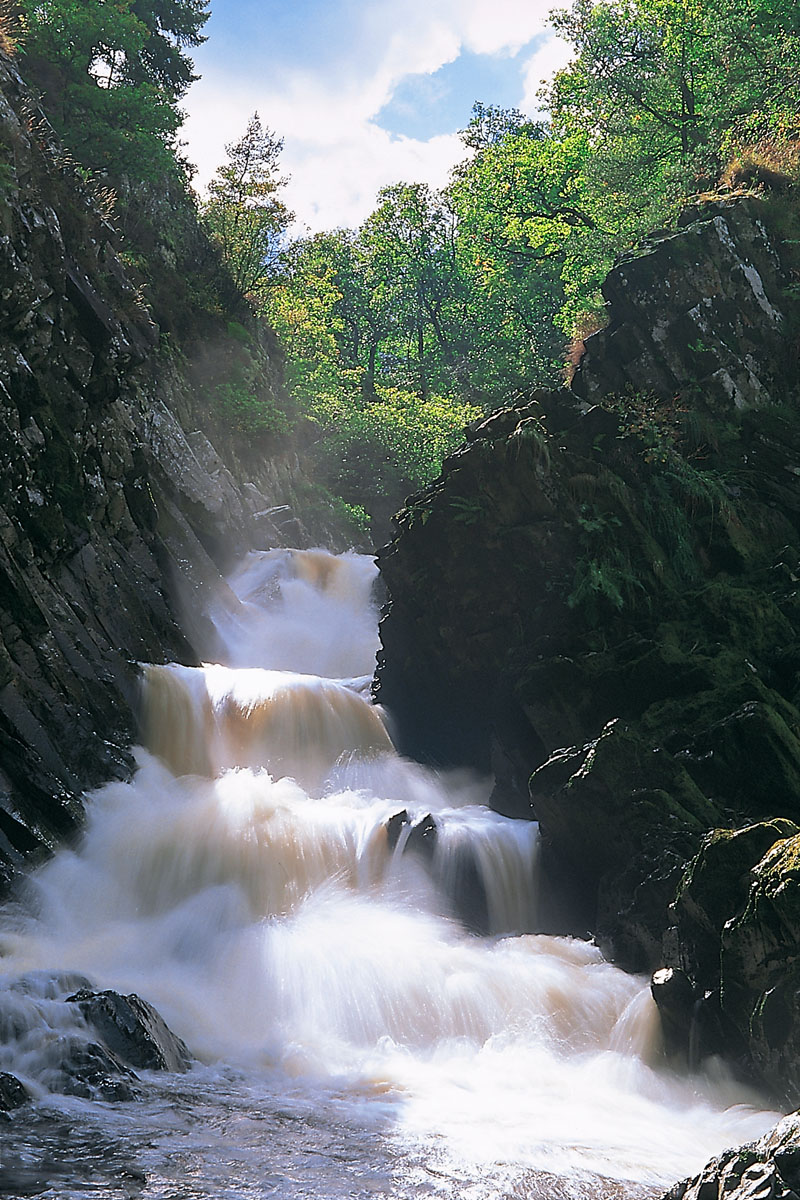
[270,230,390,398]
[202,113,293,304]
[125,0,208,93]
[447,112,575,375]
[265,237,347,401]
[549,0,800,216]
[538,0,800,329]
[361,183,464,399]
[458,102,529,152]
[261,221,479,527]
[17,0,208,178]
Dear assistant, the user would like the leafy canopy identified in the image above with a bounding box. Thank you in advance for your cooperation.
[17,0,208,178]
[201,113,293,303]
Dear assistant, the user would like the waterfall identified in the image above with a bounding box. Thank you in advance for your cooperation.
[0,549,781,1198]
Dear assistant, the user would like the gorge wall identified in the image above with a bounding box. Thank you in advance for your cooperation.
[0,49,337,891]
[376,193,800,1105]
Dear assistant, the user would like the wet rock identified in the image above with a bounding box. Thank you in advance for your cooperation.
[403,813,438,862]
[661,819,800,1097]
[67,989,191,1073]
[650,967,696,1062]
[447,844,489,936]
[401,813,490,934]
[670,820,799,997]
[0,1071,29,1111]
[664,1111,800,1200]
[719,834,800,1105]
[531,720,717,965]
[385,808,409,852]
[46,1037,139,1102]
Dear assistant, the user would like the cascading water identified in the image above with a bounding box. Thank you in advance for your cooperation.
[0,549,782,1199]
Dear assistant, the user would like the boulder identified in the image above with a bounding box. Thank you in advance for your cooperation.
[661,820,800,1100]
[44,1037,139,1102]
[721,834,800,1105]
[400,813,490,934]
[403,813,438,862]
[0,1071,29,1112]
[67,988,191,1073]
[385,808,409,851]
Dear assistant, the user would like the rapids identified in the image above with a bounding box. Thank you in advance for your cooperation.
[0,548,782,1198]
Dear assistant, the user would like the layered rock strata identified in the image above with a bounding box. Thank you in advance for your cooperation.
[0,49,324,887]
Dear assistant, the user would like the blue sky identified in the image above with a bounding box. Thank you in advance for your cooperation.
[182,1,571,233]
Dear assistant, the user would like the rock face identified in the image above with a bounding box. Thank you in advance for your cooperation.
[664,821,800,1107]
[574,199,794,412]
[665,1112,800,1200]
[0,1071,28,1112]
[0,974,193,1106]
[376,194,800,1098]
[67,989,192,1074]
[0,49,339,889]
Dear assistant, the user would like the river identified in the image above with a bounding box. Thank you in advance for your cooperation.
[0,549,781,1198]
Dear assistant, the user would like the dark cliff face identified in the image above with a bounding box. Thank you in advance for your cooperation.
[573,198,796,412]
[376,195,800,1102]
[0,51,328,888]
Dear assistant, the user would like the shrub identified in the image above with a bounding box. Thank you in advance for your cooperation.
[212,375,287,437]
[309,387,479,515]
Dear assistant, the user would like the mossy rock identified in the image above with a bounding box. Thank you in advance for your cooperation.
[519,638,721,755]
[675,701,800,819]
[709,831,800,1103]
[671,819,799,993]
[531,720,719,957]
[725,832,800,982]
[695,579,797,656]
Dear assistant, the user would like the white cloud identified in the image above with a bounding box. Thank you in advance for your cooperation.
[520,34,575,115]
[182,0,568,232]
[458,0,559,55]
[290,130,464,232]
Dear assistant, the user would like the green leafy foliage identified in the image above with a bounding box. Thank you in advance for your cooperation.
[309,386,479,518]
[567,504,645,623]
[212,373,288,437]
[17,0,208,180]
[22,0,798,536]
[255,214,480,523]
[545,0,800,323]
[191,333,291,441]
[201,114,293,305]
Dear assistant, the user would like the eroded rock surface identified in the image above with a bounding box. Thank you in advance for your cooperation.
[67,989,191,1074]
[664,1112,800,1200]
[0,48,333,888]
[574,198,795,412]
[0,974,192,1106]
[376,195,800,1099]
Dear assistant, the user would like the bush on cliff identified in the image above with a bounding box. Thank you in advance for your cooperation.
[16,0,208,181]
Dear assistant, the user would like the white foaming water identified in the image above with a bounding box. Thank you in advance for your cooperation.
[0,549,781,1198]
[211,547,381,676]
[142,663,394,787]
